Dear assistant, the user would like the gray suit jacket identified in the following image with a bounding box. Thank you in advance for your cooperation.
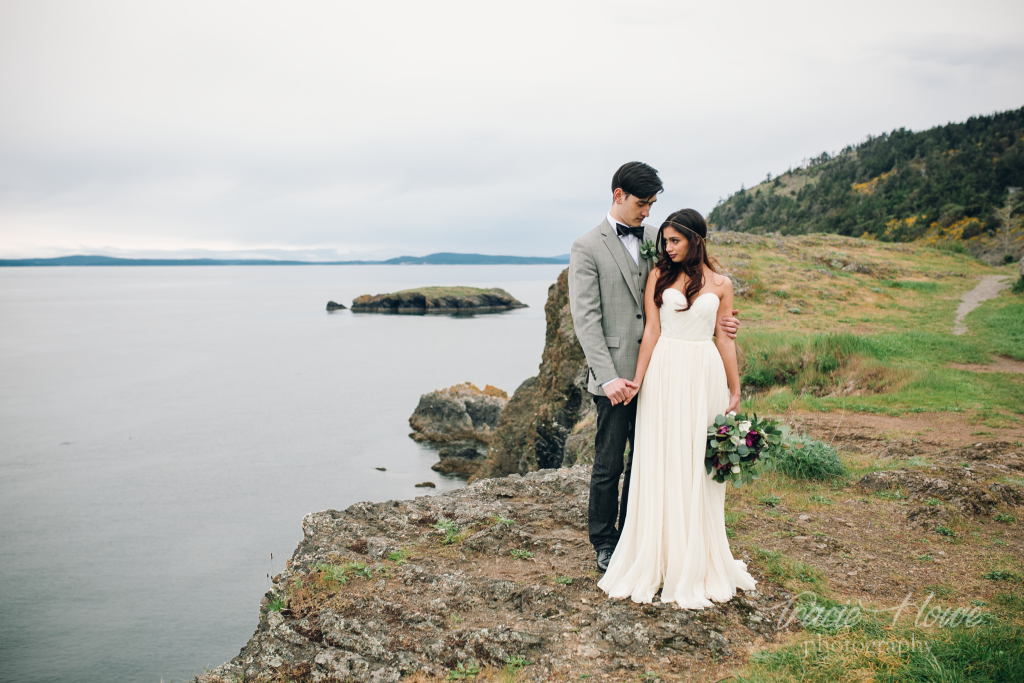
[568,218,658,396]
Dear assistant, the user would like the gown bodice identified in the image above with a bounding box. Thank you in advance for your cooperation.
[659,289,718,342]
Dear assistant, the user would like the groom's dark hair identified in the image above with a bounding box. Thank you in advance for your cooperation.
[611,162,663,199]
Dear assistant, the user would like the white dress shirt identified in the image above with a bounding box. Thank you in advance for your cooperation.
[601,214,642,389]
[608,213,640,265]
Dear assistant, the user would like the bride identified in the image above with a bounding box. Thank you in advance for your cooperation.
[597,208,756,607]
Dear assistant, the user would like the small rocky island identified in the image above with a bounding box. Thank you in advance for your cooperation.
[350,287,527,315]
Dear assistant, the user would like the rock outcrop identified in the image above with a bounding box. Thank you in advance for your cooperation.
[326,301,348,311]
[351,287,526,315]
[474,269,595,480]
[408,383,509,478]
[193,466,793,683]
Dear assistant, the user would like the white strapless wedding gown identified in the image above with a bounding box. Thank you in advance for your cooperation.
[598,289,756,607]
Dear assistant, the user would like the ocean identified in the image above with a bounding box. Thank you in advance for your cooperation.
[0,264,566,683]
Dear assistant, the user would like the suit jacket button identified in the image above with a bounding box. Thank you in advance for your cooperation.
[637,339,642,344]
[636,314,641,319]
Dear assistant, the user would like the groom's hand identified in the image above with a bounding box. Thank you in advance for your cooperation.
[720,309,741,339]
[605,378,639,406]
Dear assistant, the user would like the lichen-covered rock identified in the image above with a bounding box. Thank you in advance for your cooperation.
[560,404,596,468]
[409,383,508,446]
[431,446,487,477]
[351,287,526,314]
[858,468,1023,516]
[193,466,793,683]
[409,383,508,478]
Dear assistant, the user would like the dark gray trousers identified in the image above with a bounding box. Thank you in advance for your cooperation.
[588,394,637,551]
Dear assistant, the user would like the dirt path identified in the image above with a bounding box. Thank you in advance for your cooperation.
[953,275,1011,335]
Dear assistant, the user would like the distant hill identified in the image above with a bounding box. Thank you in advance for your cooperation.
[380,253,569,265]
[708,106,1024,262]
[0,253,571,267]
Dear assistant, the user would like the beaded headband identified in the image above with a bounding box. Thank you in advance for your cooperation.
[662,221,706,244]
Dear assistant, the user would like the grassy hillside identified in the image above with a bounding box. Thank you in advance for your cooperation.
[705,232,1024,428]
[712,234,1024,683]
[708,107,1024,262]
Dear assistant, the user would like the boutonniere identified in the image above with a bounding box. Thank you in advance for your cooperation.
[639,239,658,260]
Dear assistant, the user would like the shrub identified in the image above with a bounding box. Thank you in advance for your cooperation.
[773,434,846,481]
[1013,276,1024,295]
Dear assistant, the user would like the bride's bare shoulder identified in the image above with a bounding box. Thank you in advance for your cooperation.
[706,267,731,289]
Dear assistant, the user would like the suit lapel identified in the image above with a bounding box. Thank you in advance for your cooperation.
[602,222,642,307]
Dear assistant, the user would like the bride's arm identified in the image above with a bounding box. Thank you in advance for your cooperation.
[714,278,742,414]
[628,269,662,398]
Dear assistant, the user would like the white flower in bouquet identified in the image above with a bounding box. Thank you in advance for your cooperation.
[731,465,741,474]
[730,435,741,446]
[738,421,752,433]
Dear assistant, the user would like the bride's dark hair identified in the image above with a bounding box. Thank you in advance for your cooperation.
[653,209,720,311]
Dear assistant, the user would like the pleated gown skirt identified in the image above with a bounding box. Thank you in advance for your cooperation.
[597,336,757,607]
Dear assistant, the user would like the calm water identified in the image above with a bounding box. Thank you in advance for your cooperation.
[0,265,565,683]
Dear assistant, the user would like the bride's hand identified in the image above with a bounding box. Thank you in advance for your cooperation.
[727,392,741,414]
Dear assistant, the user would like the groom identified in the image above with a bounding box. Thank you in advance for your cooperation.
[568,161,740,572]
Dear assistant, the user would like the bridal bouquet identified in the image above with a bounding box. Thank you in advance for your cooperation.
[705,413,789,487]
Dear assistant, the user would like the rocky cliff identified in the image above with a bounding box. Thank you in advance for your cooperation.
[351,287,527,315]
[193,466,793,683]
[473,269,596,480]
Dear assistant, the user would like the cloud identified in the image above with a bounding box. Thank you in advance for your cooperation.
[1,0,1022,258]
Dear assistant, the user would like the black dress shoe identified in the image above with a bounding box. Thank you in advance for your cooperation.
[596,548,613,573]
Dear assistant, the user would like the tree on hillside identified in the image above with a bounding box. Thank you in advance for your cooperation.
[708,106,1024,257]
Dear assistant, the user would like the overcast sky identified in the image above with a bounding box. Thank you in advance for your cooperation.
[1,0,1022,260]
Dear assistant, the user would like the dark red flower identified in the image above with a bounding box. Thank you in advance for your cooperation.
[745,431,760,448]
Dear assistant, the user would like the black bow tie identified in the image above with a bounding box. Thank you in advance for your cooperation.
[616,223,644,240]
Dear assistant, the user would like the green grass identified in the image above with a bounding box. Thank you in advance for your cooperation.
[969,295,1024,361]
[396,286,495,296]
[751,546,825,592]
[312,561,375,585]
[774,435,847,481]
[510,549,533,560]
[266,592,285,612]
[884,279,939,292]
[447,660,482,680]
[432,517,463,545]
[387,549,410,564]
[733,258,1024,421]
[732,586,1024,683]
